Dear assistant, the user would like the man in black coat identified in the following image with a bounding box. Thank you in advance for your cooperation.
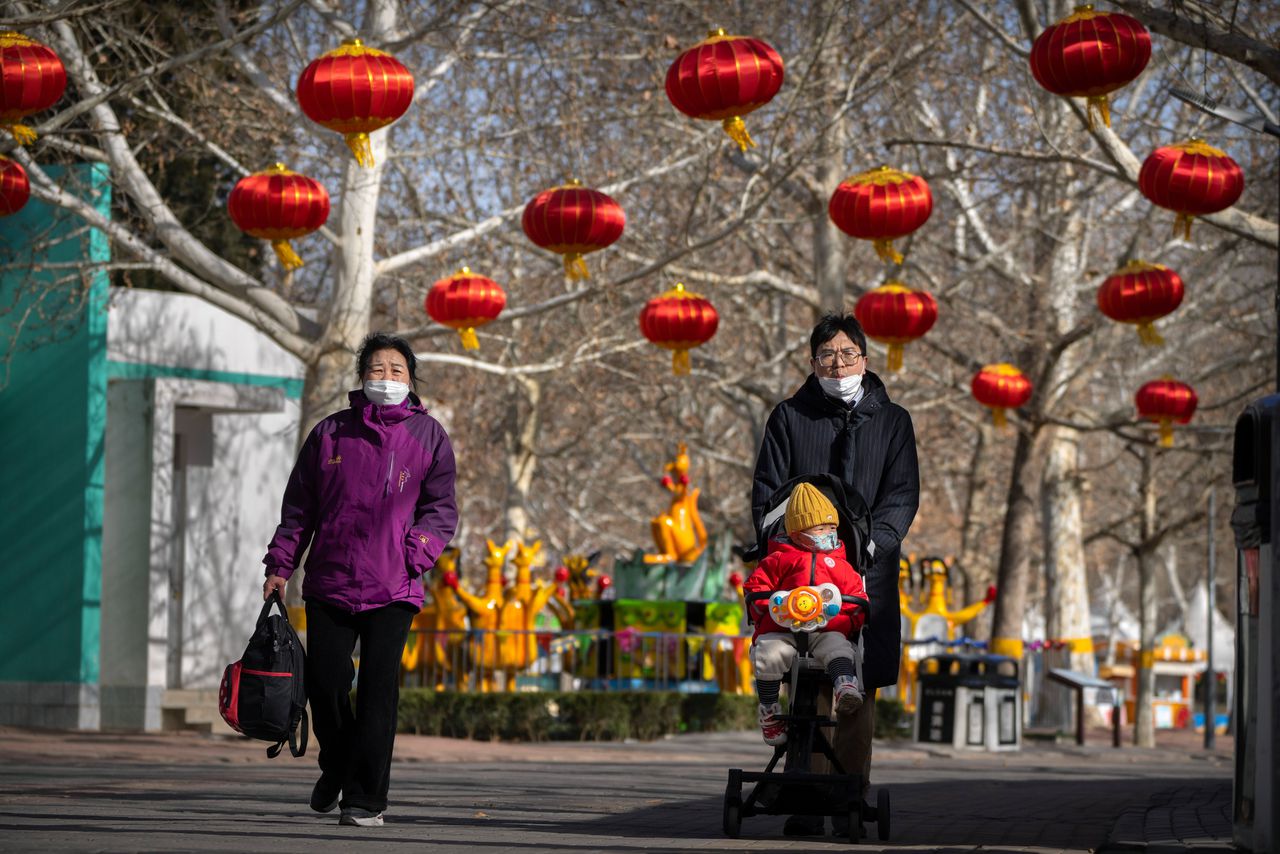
[750,312,920,837]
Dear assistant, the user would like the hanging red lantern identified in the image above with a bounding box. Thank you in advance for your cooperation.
[425,267,506,350]
[0,31,66,145]
[227,163,330,270]
[1135,378,1197,447]
[1139,139,1244,240]
[1027,6,1151,130]
[639,282,719,375]
[971,364,1032,429]
[664,29,785,152]
[296,39,414,168]
[0,155,30,216]
[521,179,625,280]
[1096,260,1184,346]
[853,281,938,372]
[828,165,933,264]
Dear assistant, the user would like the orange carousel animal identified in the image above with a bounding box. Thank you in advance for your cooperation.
[446,538,512,692]
[496,540,558,690]
[643,442,708,565]
[548,551,605,629]
[403,547,468,689]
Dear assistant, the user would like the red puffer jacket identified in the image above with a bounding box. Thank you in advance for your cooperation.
[742,538,868,639]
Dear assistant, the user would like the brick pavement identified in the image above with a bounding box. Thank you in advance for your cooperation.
[0,726,1234,853]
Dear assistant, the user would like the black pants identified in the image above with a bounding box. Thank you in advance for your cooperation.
[305,600,415,813]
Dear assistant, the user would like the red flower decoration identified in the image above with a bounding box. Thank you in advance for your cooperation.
[0,31,66,144]
[854,282,938,371]
[521,180,625,280]
[971,364,1032,429]
[1028,6,1151,129]
[1135,378,1197,447]
[1139,139,1244,240]
[296,39,414,167]
[425,267,506,350]
[828,166,933,264]
[664,29,784,151]
[1096,260,1184,346]
[639,282,719,375]
[227,163,330,270]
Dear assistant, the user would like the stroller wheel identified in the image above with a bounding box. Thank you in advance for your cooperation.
[722,795,742,838]
[876,788,891,841]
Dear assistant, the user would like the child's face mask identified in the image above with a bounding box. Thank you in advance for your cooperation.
[803,530,839,552]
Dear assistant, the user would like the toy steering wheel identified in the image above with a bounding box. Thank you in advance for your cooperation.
[768,583,842,632]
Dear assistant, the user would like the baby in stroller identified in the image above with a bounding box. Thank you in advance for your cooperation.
[744,482,868,746]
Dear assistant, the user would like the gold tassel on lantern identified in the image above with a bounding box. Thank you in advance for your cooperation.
[2,122,37,145]
[458,327,480,350]
[1136,321,1164,346]
[991,408,1008,429]
[671,349,692,375]
[1158,418,1174,447]
[344,132,375,168]
[886,343,904,372]
[270,240,305,271]
[721,116,755,152]
[1086,95,1111,130]
[872,239,904,265]
[1174,212,1194,241]
[563,253,590,280]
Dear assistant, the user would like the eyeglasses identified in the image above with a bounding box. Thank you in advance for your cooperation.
[813,349,864,368]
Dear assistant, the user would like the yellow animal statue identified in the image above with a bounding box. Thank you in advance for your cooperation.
[704,570,753,694]
[497,540,557,689]
[548,551,606,628]
[404,548,468,689]
[643,442,708,565]
[898,556,996,711]
[447,538,513,692]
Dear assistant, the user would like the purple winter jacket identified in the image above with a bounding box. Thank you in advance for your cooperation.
[263,390,458,613]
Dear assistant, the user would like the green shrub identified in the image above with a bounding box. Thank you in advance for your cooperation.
[874,696,912,740]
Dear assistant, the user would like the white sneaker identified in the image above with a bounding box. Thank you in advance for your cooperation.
[339,808,384,827]
[833,676,864,716]
[759,702,787,745]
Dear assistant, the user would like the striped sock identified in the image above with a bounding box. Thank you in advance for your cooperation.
[826,657,856,681]
[756,679,781,706]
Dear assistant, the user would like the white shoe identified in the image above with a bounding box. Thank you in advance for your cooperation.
[759,702,787,745]
[339,808,384,827]
[834,676,864,716]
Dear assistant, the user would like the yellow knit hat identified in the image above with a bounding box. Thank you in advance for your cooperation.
[785,482,838,535]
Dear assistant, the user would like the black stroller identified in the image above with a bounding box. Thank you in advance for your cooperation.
[725,473,890,843]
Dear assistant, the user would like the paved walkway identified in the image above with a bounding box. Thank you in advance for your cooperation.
[0,726,1233,852]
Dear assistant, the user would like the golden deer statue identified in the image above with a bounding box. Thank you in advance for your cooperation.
[497,539,557,690]
[447,538,512,692]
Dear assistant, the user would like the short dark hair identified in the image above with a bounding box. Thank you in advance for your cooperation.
[356,332,419,390]
[809,312,867,358]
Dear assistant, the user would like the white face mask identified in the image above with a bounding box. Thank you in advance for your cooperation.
[363,380,410,406]
[818,373,862,403]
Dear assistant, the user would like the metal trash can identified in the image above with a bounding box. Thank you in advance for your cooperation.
[982,655,1022,751]
[915,654,987,748]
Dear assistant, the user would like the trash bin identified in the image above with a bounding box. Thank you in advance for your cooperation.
[982,655,1021,752]
[915,654,987,748]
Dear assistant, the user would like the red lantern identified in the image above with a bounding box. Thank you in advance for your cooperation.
[1096,260,1184,346]
[0,31,66,145]
[639,282,719,375]
[296,39,414,167]
[664,29,785,151]
[227,163,330,270]
[0,155,30,216]
[521,179,625,280]
[425,267,506,350]
[971,364,1032,429]
[853,282,938,372]
[1139,139,1244,240]
[1028,6,1151,129]
[828,166,933,264]
[1135,378,1197,447]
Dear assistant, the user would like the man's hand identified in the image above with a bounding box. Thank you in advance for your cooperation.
[264,574,287,601]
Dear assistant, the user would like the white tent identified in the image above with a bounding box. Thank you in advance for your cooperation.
[1184,586,1236,678]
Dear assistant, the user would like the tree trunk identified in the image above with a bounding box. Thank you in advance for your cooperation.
[989,425,1042,656]
[1134,445,1159,747]
[504,377,541,545]
[811,27,849,317]
[1043,426,1095,675]
[957,419,999,588]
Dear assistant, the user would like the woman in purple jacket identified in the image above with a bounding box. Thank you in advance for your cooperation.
[263,332,458,828]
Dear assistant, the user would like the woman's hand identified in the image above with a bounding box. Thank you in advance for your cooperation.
[263,574,287,601]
